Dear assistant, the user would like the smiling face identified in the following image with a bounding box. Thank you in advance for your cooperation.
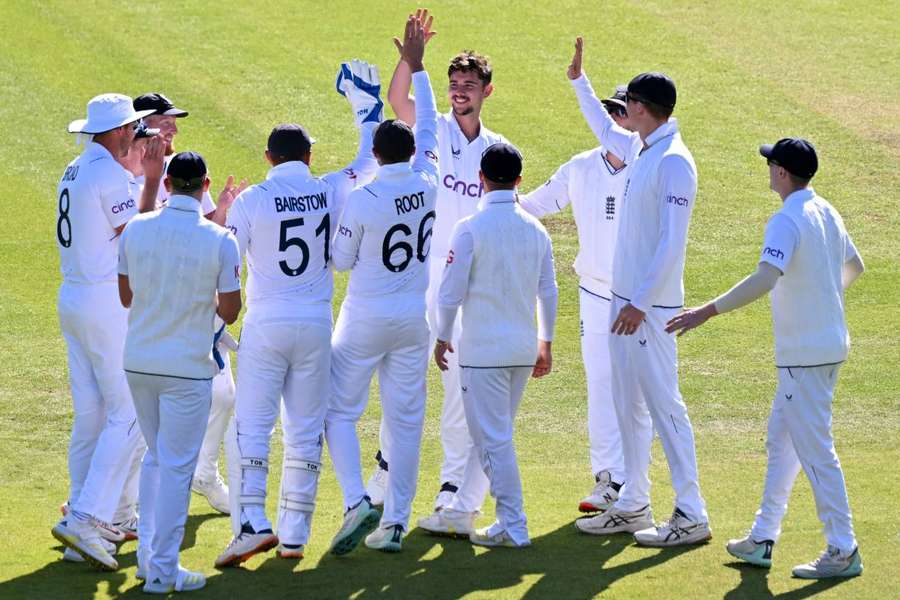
[448,70,492,117]
[144,114,178,154]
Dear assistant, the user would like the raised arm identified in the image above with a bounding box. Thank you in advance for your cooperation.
[568,37,641,164]
[397,13,440,180]
[520,161,573,218]
[388,8,437,126]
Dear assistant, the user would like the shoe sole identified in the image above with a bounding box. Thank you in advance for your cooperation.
[419,525,473,539]
[726,547,771,568]
[215,534,279,568]
[634,531,713,547]
[52,527,118,571]
[792,565,863,579]
[278,551,304,560]
[578,502,613,513]
[330,510,381,556]
[574,520,653,536]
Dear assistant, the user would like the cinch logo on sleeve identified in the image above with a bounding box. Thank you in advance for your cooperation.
[665,194,689,207]
[446,250,455,264]
[763,246,785,260]
[338,225,352,238]
[443,175,483,198]
[343,168,357,181]
[111,198,136,214]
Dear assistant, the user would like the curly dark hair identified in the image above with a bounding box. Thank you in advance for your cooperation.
[448,51,492,85]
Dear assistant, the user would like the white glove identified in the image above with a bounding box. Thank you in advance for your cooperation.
[336,59,384,127]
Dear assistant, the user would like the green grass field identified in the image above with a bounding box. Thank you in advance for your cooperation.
[1,0,898,597]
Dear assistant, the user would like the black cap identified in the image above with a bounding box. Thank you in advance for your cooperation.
[134,122,160,140]
[759,138,818,179]
[133,93,189,117]
[480,143,523,184]
[627,72,676,109]
[267,124,316,161]
[166,151,207,193]
[602,84,628,114]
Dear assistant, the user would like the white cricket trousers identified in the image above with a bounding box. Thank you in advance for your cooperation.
[750,365,856,552]
[114,356,235,523]
[376,260,471,491]
[126,371,211,587]
[58,281,142,522]
[326,309,428,531]
[235,319,329,547]
[448,366,532,545]
[580,287,624,480]
[608,295,708,522]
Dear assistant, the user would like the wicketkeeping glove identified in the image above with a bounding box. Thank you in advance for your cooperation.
[336,59,384,127]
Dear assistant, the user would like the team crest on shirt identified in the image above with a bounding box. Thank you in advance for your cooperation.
[451,147,461,158]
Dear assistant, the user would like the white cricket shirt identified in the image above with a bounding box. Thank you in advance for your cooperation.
[430,111,508,262]
[56,142,137,285]
[226,124,376,326]
[119,195,241,380]
[333,70,439,319]
[437,190,558,368]
[759,188,858,367]
[520,146,628,299]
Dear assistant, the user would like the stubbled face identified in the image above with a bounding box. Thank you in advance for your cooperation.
[117,122,138,156]
[145,114,178,154]
[448,70,490,117]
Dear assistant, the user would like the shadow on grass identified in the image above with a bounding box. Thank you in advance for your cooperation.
[722,562,849,599]
[206,523,700,599]
[0,513,219,598]
[0,518,705,598]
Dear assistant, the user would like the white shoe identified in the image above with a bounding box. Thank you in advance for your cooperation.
[726,535,773,567]
[575,505,654,535]
[143,567,206,593]
[433,484,458,512]
[113,515,139,541]
[214,526,278,568]
[366,468,388,507]
[417,508,477,538]
[329,498,381,556]
[62,536,116,562]
[792,546,863,579]
[633,507,712,547]
[365,524,404,552]
[90,516,125,543]
[578,471,621,513]
[52,519,118,571]
[192,475,230,515]
[469,526,530,548]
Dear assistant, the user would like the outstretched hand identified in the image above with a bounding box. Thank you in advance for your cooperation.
[217,175,249,213]
[665,304,718,337]
[567,36,584,80]
[393,7,436,55]
[393,13,428,71]
[142,136,166,182]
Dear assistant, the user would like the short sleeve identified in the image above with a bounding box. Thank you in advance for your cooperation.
[759,213,799,274]
[844,232,858,263]
[217,233,242,293]
[101,165,137,229]
[201,190,216,216]
[225,192,252,257]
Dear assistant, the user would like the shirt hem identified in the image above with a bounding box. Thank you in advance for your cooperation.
[611,290,683,309]
[124,369,214,381]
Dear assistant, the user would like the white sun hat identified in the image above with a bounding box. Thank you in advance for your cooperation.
[68,93,156,135]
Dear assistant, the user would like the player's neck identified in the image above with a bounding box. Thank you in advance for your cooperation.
[454,111,482,142]
[605,150,626,170]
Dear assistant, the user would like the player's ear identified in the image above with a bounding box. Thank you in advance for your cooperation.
[202,176,211,193]
[513,174,522,188]
[303,151,312,167]
[483,83,494,98]
[163,175,173,194]
[264,150,275,166]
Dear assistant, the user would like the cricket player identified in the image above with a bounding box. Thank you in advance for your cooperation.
[131,92,247,514]
[666,138,865,578]
[566,38,711,546]
[433,143,558,547]
[215,60,382,566]
[325,15,438,555]
[51,93,155,569]
[519,68,634,513]
[380,8,511,515]
[119,151,242,593]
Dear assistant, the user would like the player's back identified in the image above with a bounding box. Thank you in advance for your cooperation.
[227,161,335,326]
[337,165,437,319]
[57,143,135,285]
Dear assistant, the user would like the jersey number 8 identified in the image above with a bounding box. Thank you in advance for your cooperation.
[278,213,330,277]
[382,210,435,273]
[57,189,72,248]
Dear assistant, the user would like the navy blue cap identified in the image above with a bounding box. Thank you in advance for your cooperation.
[627,72,676,109]
[166,151,207,192]
[480,143,523,183]
[760,138,818,179]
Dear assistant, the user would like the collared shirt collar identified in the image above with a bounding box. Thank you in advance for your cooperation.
[267,160,311,180]
[85,141,115,160]
[643,117,679,151]
[784,186,815,207]
[447,111,485,143]
[166,194,203,213]
[376,162,413,179]
[477,189,517,210]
